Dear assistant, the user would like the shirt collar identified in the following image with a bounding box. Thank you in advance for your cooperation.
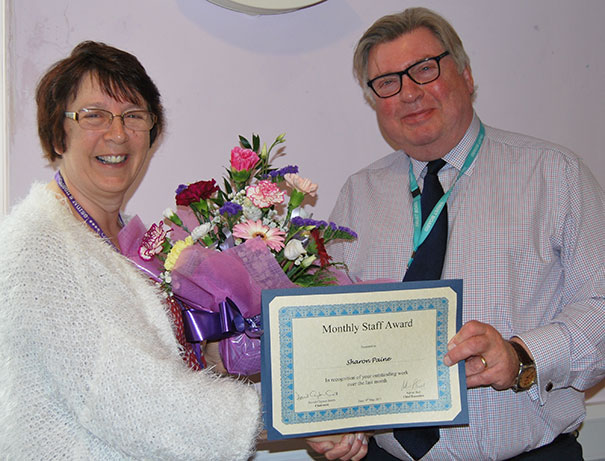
[409,112,482,179]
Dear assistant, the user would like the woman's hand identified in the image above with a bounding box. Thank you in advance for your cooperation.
[202,340,228,375]
[306,432,369,460]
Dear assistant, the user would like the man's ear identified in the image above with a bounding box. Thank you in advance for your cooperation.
[462,66,474,95]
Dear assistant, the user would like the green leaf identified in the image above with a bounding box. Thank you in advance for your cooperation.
[211,195,225,207]
[252,134,260,153]
[190,200,209,217]
[288,189,305,209]
[239,135,251,149]
[232,169,251,184]
[223,177,233,195]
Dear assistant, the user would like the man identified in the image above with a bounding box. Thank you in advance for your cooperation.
[311,7,604,461]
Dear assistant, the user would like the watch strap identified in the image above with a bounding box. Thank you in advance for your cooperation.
[508,340,536,392]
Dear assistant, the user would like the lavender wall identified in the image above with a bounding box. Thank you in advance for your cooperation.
[5,1,605,455]
[8,0,605,223]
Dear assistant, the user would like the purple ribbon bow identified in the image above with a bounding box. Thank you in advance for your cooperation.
[178,297,263,368]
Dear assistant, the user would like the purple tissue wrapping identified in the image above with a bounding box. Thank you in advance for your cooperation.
[119,216,296,375]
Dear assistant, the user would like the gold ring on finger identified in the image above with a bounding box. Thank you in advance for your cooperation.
[479,355,488,369]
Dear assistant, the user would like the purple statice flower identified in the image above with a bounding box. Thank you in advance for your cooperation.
[337,225,358,239]
[291,217,327,228]
[322,221,357,240]
[175,184,188,195]
[219,201,243,216]
[268,165,299,179]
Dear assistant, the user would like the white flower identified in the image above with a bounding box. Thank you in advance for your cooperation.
[243,204,263,221]
[162,207,183,226]
[300,255,317,268]
[191,223,212,241]
[294,207,311,219]
[284,239,307,261]
[262,216,277,227]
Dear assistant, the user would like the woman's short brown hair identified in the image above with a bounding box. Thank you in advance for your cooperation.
[36,41,164,163]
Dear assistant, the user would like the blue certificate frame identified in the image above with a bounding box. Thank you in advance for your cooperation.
[261,279,467,440]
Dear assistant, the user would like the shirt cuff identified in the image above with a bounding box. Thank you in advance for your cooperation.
[515,322,570,404]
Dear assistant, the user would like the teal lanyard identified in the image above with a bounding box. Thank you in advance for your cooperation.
[407,122,485,267]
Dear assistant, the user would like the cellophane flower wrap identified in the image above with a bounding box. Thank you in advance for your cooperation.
[119,133,357,375]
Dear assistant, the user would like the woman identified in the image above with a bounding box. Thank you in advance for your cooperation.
[0,41,260,460]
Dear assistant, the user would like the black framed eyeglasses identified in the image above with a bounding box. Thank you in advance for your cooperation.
[64,108,157,131]
[367,51,450,98]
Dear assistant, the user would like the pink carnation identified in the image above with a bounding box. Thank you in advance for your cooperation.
[284,173,318,197]
[246,180,285,208]
[230,146,260,172]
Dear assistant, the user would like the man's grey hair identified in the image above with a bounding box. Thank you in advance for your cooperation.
[353,7,474,106]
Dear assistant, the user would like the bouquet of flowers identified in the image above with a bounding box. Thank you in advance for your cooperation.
[119,133,357,375]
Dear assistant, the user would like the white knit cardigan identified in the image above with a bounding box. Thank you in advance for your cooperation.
[0,184,261,460]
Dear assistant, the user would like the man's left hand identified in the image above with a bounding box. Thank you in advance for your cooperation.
[444,320,521,390]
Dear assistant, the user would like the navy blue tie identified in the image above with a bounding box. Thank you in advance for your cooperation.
[404,158,448,282]
[394,159,447,459]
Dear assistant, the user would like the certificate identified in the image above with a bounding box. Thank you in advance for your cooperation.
[261,280,468,440]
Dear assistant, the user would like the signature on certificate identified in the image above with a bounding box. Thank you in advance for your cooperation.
[401,378,426,391]
[295,389,338,401]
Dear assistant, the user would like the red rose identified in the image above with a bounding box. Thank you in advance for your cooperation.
[175,179,219,206]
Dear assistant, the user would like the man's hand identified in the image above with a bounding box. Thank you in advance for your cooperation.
[306,433,369,460]
[444,320,526,390]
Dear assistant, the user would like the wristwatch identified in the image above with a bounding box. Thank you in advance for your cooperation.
[508,340,537,392]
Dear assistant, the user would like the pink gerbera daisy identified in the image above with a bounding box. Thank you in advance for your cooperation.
[232,220,286,251]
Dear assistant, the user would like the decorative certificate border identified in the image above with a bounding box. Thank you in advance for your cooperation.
[278,296,451,424]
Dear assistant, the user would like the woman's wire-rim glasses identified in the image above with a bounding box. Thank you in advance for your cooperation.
[64,108,157,131]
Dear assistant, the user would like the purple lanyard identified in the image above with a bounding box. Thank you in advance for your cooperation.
[54,170,124,252]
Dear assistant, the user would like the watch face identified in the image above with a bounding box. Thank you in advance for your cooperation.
[519,367,537,388]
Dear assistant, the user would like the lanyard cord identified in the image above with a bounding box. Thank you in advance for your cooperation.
[54,170,124,252]
[407,123,485,267]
